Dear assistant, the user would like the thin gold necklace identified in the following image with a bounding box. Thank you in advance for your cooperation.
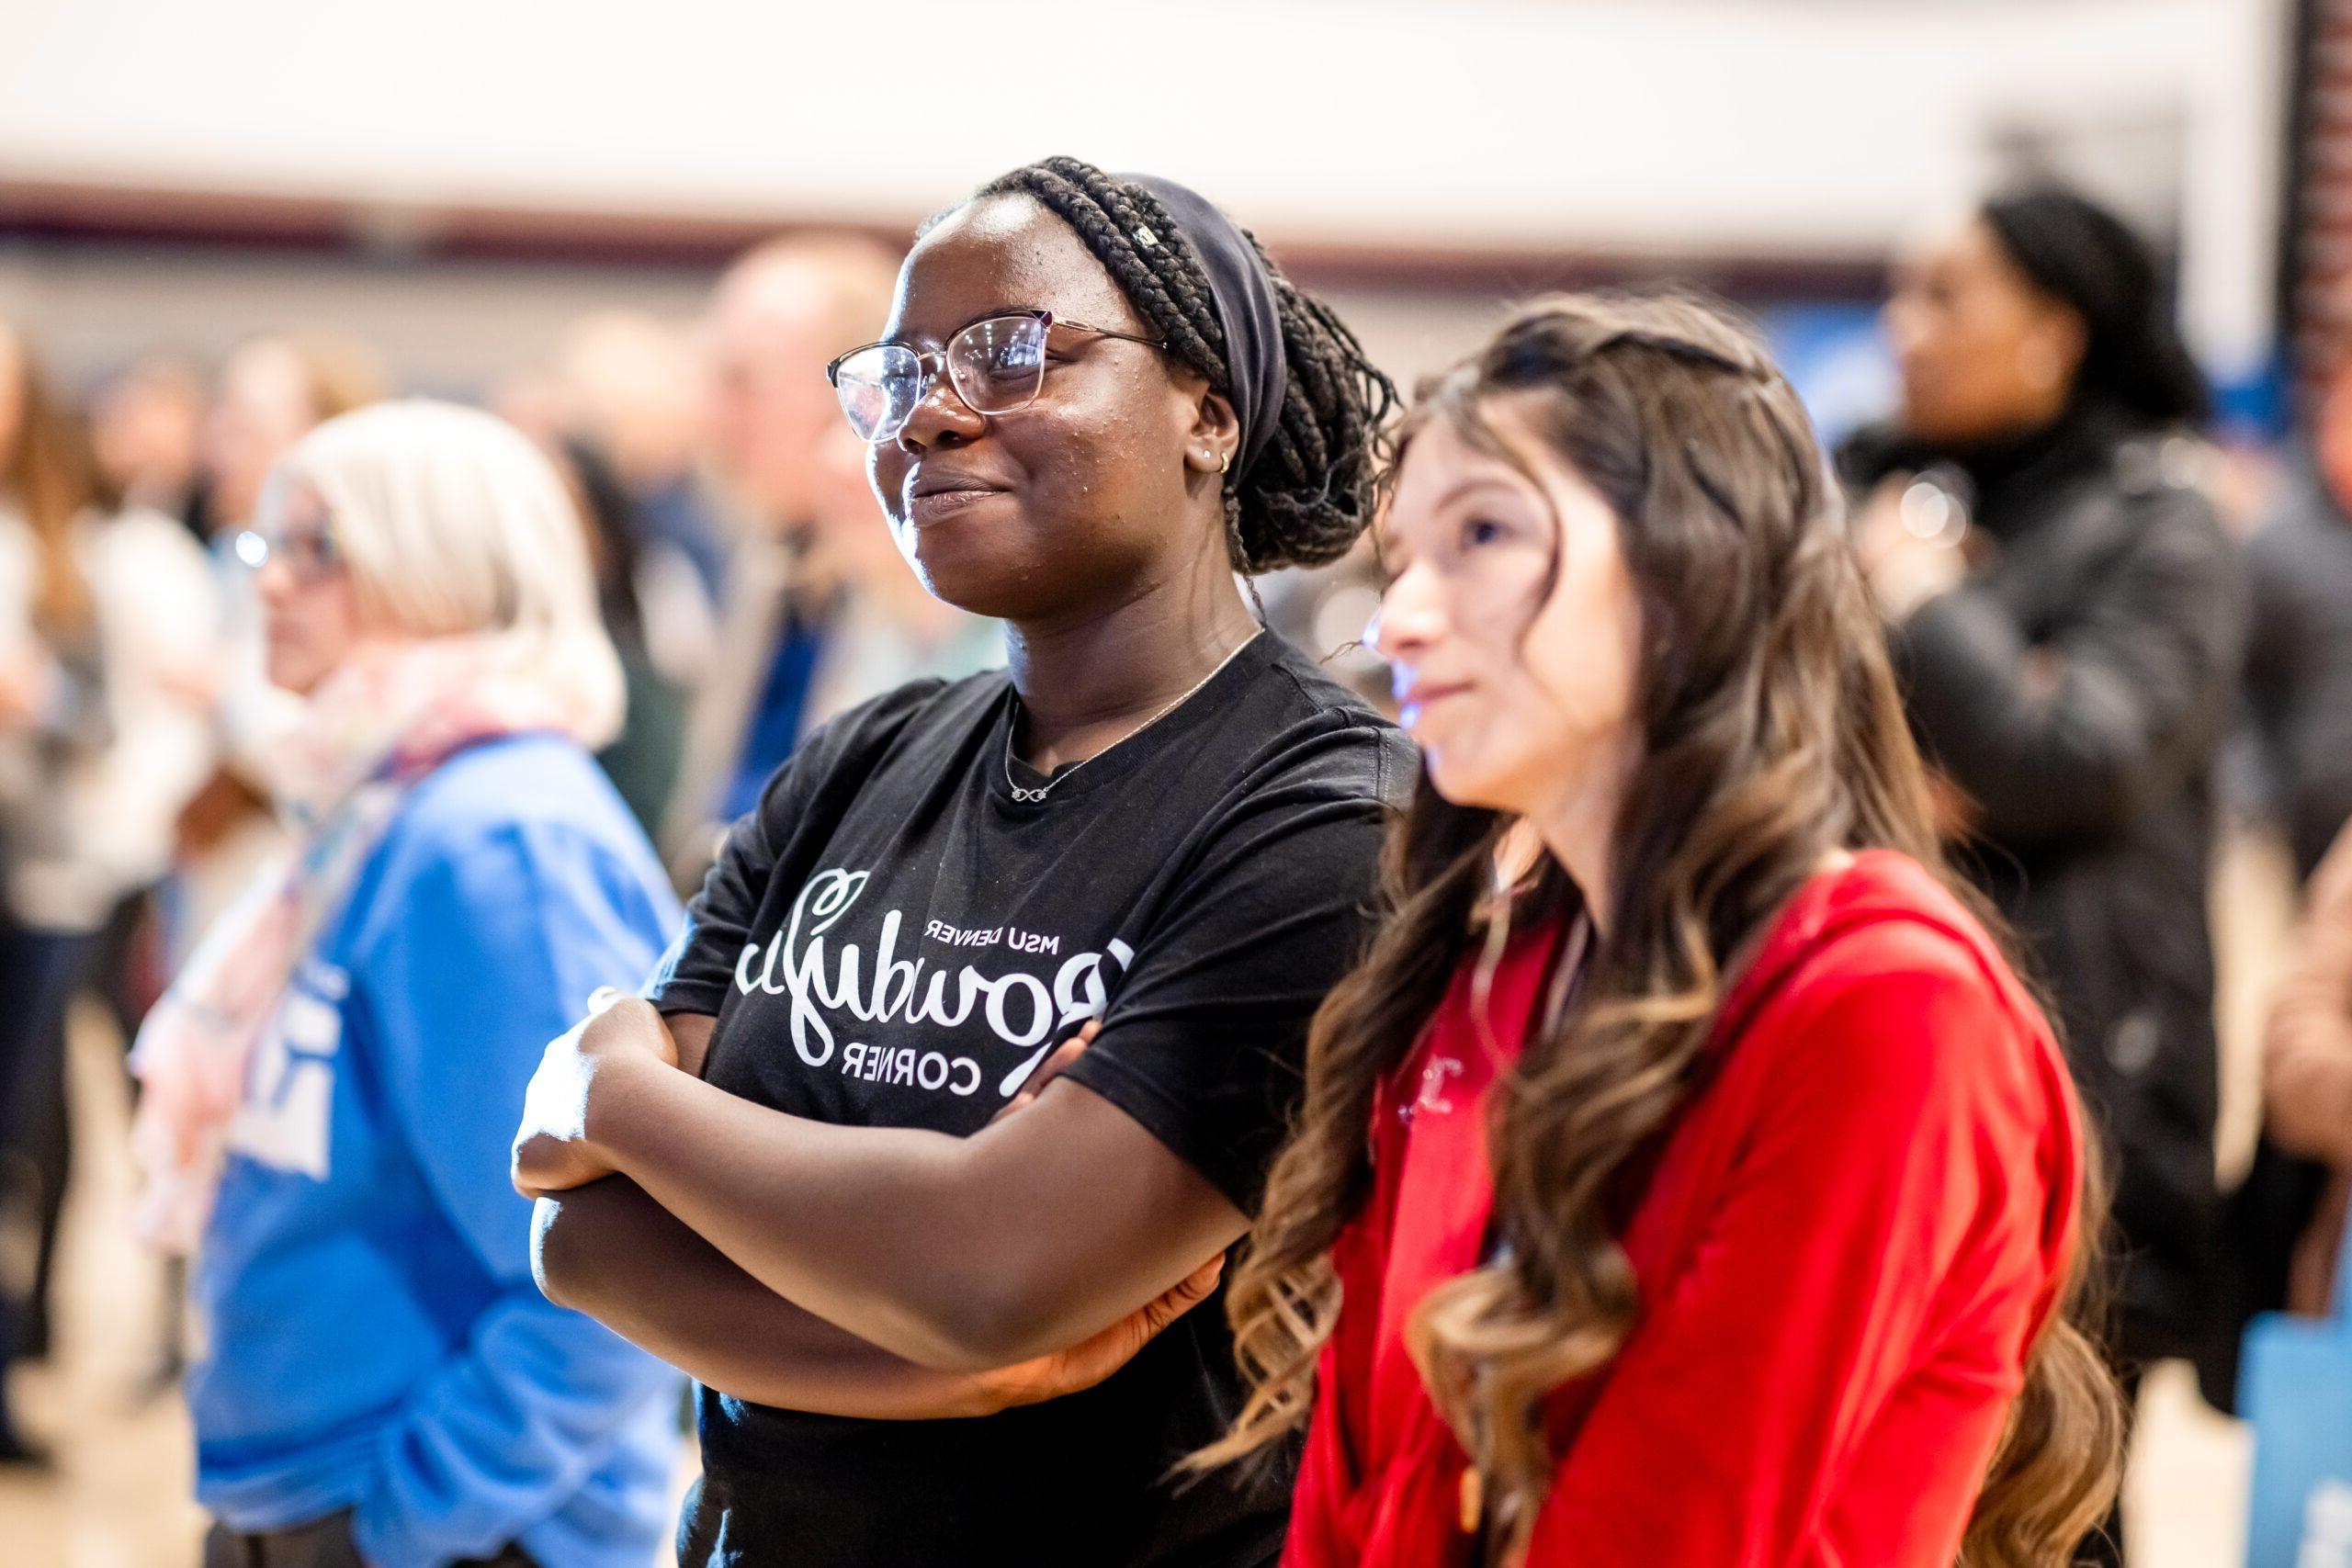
[1004,630,1263,805]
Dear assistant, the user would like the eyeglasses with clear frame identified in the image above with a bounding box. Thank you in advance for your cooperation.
[233,525,343,585]
[826,309,1170,446]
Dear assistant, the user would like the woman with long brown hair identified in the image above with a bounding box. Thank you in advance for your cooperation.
[1203,291,2121,1567]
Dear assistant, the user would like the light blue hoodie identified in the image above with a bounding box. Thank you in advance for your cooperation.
[189,734,684,1568]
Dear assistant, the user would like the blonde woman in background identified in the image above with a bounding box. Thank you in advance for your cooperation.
[131,401,683,1568]
[0,314,215,1463]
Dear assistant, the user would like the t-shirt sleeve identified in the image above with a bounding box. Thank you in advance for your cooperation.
[1059,718,1403,1213]
[647,681,947,1017]
[643,787,786,1017]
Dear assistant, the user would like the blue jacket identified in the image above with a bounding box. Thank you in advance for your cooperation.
[189,734,684,1568]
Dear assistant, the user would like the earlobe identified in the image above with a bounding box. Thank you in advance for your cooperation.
[2024,311,2086,392]
[2018,340,2063,391]
[1188,389,1241,476]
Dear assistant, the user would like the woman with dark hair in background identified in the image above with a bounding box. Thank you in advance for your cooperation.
[1208,291,2118,1568]
[0,316,215,1463]
[514,156,1408,1567]
[1840,186,2245,1564]
[90,350,212,535]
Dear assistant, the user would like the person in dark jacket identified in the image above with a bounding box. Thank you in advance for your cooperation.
[2243,365,2352,884]
[1839,186,2246,1568]
[2224,360,2352,1464]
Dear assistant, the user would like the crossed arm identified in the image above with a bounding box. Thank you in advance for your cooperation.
[534,1171,1220,1418]
[523,1006,1244,1395]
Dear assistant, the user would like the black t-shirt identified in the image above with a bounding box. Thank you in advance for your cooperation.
[646,631,1410,1568]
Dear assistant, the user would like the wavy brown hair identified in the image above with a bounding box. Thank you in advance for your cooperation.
[1195,292,2121,1565]
[0,316,109,633]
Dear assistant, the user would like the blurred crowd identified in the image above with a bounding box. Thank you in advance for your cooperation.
[0,233,1027,1462]
[6,186,2352,1564]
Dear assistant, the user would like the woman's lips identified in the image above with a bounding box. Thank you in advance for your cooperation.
[1396,682,1470,724]
[906,487,1007,525]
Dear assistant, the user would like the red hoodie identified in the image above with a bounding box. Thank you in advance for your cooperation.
[1282,851,2081,1568]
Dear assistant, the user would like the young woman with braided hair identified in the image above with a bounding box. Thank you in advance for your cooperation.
[1202,292,2121,1567]
[512,156,1408,1566]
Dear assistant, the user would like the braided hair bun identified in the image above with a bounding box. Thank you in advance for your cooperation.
[978,156,1396,574]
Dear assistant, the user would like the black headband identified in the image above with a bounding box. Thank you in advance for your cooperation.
[1121,173,1290,478]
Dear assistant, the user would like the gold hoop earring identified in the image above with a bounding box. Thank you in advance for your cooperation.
[1218,452,1231,475]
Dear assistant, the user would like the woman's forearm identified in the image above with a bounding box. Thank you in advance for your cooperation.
[585,1054,1025,1368]
[532,1176,1016,1419]
[584,1043,1241,1371]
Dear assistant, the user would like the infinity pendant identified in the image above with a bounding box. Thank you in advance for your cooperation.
[1012,785,1048,803]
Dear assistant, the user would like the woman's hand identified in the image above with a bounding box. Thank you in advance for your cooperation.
[970,1252,1225,1412]
[513,992,678,1199]
[1854,476,1975,623]
[0,644,53,731]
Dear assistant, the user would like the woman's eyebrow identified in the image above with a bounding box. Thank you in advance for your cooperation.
[1430,473,1527,513]
[882,305,1045,348]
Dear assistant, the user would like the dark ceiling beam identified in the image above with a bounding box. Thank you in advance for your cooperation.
[0,176,1888,301]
